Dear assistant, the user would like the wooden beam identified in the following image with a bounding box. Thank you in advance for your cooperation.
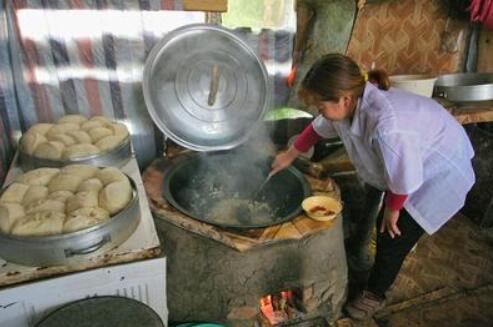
[183,0,227,12]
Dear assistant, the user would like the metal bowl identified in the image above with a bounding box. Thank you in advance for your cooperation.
[0,174,140,267]
[162,151,310,229]
[143,24,271,151]
[18,136,132,171]
[434,73,493,103]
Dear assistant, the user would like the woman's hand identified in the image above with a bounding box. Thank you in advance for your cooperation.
[270,146,301,176]
[380,207,401,238]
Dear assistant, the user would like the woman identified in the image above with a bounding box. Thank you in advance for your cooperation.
[271,54,475,320]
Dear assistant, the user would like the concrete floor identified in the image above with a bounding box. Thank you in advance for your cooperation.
[337,213,493,327]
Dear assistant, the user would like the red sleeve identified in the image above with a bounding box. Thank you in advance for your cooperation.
[294,123,322,152]
[385,191,408,211]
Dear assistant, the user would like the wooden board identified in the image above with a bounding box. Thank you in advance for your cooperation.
[451,105,493,125]
[183,0,227,12]
[477,26,493,73]
[143,157,341,252]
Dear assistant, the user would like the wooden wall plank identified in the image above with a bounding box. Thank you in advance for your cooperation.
[477,26,493,73]
[183,0,227,12]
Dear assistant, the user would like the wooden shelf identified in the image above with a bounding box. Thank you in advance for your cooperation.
[435,97,493,125]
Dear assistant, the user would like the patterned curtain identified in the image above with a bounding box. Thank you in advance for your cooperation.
[0,0,294,183]
[0,0,21,183]
[3,0,206,174]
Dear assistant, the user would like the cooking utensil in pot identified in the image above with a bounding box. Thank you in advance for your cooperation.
[235,171,274,224]
[249,172,274,203]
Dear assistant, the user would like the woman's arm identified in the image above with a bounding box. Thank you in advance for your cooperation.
[385,192,408,211]
[271,122,322,175]
[376,132,422,237]
[294,123,321,152]
[380,191,408,238]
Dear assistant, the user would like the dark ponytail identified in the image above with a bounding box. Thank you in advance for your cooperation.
[367,69,390,91]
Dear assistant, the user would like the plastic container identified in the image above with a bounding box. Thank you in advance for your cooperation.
[390,74,437,98]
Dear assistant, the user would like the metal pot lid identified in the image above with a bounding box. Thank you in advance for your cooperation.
[143,24,271,151]
[36,296,164,327]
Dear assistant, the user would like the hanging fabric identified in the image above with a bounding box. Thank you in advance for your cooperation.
[469,0,493,29]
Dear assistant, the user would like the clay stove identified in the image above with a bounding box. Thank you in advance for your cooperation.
[143,154,347,326]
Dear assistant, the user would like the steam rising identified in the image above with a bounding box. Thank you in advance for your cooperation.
[174,122,282,226]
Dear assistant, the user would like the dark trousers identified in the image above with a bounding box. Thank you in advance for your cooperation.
[366,208,425,298]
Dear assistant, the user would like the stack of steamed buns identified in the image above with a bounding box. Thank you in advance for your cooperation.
[0,165,133,236]
[20,115,129,160]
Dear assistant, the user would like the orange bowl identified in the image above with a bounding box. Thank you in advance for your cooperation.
[301,196,342,221]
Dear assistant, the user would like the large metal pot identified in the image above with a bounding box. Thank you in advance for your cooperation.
[434,73,493,103]
[0,177,140,267]
[162,151,310,228]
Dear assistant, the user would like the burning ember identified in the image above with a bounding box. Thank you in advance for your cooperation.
[259,290,304,326]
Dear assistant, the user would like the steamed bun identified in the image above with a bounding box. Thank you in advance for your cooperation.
[63,144,100,159]
[61,164,98,180]
[99,180,132,215]
[33,141,65,160]
[66,130,92,144]
[63,207,110,232]
[78,178,103,193]
[108,123,129,139]
[26,123,54,136]
[88,127,113,143]
[0,183,30,204]
[80,120,105,132]
[45,123,80,138]
[65,191,98,213]
[48,173,85,193]
[11,211,65,236]
[16,168,60,186]
[20,132,47,155]
[47,133,77,146]
[47,190,74,202]
[22,185,49,205]
[96,167,128,185]
[0,203,25,233]
[89,116,111,125]
[57,114,87,125]
[95,135,123,152]
[25,198,65,214]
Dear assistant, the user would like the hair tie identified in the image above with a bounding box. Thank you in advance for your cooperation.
[362,71,369,82]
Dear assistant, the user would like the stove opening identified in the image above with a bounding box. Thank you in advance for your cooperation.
[258,289,306,326]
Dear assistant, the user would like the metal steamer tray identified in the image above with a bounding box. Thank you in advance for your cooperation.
[19,136,132,171]
[0,174,140,267]
[434,73,493,103]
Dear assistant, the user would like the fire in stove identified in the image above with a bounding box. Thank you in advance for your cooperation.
[259,289,305,326]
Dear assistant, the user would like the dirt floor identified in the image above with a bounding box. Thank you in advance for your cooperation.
[336,213,493,327]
